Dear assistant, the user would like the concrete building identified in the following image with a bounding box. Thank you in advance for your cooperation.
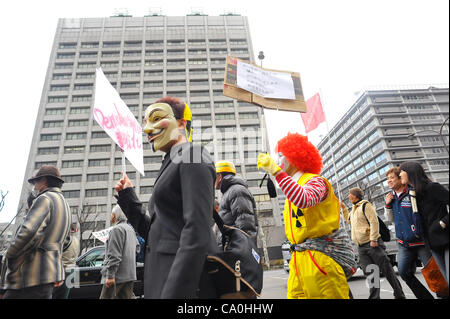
[317,85,449,220]
[17,14,284,257]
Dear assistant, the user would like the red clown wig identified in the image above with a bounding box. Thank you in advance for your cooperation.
[275,133,323,174]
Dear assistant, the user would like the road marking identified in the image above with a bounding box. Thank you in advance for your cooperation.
[380,289,415,297]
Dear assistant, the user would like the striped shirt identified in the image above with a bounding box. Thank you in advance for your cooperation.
[275,172,329,208]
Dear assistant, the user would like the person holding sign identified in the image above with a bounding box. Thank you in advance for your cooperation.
[114,96,218,299]
[257,133,355,299]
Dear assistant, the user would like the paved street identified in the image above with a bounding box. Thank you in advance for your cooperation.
[260,267,436,299]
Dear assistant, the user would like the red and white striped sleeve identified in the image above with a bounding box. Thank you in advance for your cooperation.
[275,172,329,208]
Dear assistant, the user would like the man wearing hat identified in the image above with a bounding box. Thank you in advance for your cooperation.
[0,165,71,299]
[215,160,258,245]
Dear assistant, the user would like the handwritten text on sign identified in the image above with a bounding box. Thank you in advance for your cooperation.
[236,61,295,100]
[93,68,145,175]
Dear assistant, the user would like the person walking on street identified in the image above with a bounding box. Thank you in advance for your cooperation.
[215,160,258,245]
[100,205,139,299]
[384,167,434,299]
[341,187,406,299]
[0,165,71,299]
[115,97,218,299]
[399,161,449,286]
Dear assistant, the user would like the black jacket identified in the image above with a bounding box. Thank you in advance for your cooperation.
[117,143,218,298]
[416,182,449,251]
[217,175,258,244]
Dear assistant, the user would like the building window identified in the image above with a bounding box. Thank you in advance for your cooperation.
[68,119,89,127]
[90,144,111,153]
[88,159,110,167]
[64,146,85,154]
[37,147,59,155]
[53,73,72,80]
[375,153,387,164]
[59,42,77,49]
[63,190,80,198]
[43,120,64,128]
[87,173,109,182]
[35,161,57,169]
[70,107,90,114]
[91,131,108,139]
[85,189,108,197]
[48,96,68,103]
[40,133,61,141]
[66,132,86,140]
[62,160,83,168]
[72,95,91,102]
[62,175,82,183]
[55,63,73,69]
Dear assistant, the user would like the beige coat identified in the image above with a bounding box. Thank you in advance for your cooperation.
[342,200,380,246]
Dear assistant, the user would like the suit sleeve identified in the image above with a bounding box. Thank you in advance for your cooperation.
[161,157,215,298]
[117,187,151,240]
[6,195,51,259]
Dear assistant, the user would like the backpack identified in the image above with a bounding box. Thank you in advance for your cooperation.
[362,202,391,242]
[136,235,145,263]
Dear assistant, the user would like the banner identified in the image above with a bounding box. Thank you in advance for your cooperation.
[92,227,112,243]
[236,61,295,99]
[301,93,326,133]
[223,56,306,113]
[93,68,145,176]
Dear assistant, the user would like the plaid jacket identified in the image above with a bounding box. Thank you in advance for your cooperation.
[0,187,71,290]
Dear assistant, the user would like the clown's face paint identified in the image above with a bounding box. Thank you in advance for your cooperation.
[143,103,179,152]
[277,153,289,171]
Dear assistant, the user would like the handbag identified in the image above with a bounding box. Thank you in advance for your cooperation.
[421,256,449,296]
[206,212,263,299]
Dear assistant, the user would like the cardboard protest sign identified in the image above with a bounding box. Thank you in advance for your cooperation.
[93,68,145,176]
[223,56,306,113]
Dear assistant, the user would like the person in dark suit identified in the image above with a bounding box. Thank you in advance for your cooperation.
[115,96,218,299]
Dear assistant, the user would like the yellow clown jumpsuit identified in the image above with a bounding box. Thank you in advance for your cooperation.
[283,173,349,299]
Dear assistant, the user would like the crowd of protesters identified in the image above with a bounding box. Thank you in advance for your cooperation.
[0,96,448,299]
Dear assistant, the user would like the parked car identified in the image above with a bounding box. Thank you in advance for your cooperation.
[67,246,144,299]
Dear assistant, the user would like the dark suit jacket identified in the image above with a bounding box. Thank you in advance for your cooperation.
[117,143,218,298]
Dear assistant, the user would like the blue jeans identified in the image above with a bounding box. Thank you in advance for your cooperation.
[431,247,449,286]
[397,243,434,299]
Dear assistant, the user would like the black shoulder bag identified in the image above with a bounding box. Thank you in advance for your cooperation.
[206,212,264,298]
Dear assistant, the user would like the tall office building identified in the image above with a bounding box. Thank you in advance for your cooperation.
[317,86,449,220]
[17,13,285,256]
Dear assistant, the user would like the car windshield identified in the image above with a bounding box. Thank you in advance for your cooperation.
[77,248,105,267]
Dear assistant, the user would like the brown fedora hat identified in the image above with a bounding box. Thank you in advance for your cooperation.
[28,165,64,184]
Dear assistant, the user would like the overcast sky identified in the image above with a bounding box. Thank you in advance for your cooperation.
[0,0,448,223]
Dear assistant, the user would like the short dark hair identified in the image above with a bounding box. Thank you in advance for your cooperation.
[349,187,364,200]
[154,96,185,120]
[45,176,63,189]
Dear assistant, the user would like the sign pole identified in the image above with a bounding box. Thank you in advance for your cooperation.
[121,149,126,176]
[257,51,270,270]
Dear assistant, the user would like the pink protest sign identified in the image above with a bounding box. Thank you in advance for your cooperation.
[93,68,145,176]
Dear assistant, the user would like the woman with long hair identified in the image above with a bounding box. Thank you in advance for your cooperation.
[399,161,449,285]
